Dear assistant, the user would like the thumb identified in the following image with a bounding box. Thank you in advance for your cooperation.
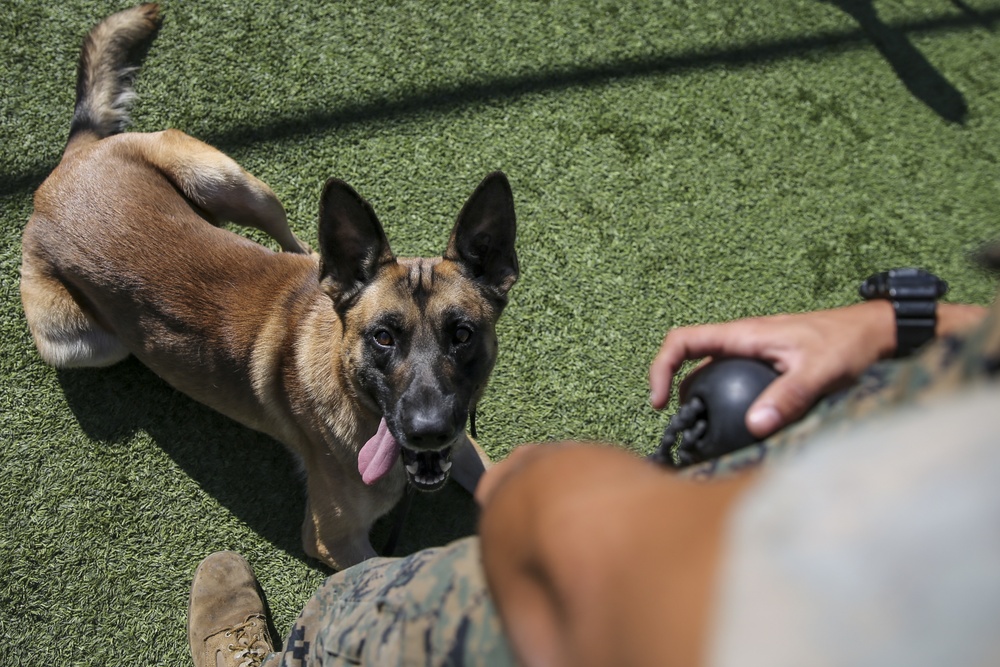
[744,373,818,439]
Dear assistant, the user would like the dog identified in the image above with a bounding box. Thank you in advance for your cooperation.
[20,4,518,570]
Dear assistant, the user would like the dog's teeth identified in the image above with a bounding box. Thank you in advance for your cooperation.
[406,463,419,475]
[414,473,446,487]
[440,460,452,473]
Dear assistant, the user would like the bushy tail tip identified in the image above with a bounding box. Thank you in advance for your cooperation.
[67,3,162,148]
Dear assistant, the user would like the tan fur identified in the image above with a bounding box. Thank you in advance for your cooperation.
[69,3,161,142]
[23,126,499,569]
[21,5,513,570]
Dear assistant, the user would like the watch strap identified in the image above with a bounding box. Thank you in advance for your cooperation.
[893,299,937,357]
[859,268,948,358]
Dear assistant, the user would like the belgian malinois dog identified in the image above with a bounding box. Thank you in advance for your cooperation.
[20,4,518,569]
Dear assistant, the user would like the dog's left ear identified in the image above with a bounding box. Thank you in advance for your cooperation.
[317,178,395,309]
[445,171,519,303]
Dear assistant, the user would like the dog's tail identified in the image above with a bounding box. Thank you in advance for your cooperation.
[66,4,162,153]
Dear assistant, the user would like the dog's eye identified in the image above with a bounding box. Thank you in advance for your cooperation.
[453,326,473,345]
[373,330,395,347]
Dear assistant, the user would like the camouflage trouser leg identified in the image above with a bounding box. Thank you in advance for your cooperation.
[260,536,517,667]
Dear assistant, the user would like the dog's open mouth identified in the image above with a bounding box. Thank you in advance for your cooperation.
[358,417,455,490]
[401,446,453,491]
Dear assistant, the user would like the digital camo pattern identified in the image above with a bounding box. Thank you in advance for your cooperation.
[261,537,516,666]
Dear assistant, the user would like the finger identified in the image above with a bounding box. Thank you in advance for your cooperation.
[649,326,719,409]
[649,323,766,409]
[744,370,821,438]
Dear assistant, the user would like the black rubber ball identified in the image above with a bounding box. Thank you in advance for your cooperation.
[678,357,780,460]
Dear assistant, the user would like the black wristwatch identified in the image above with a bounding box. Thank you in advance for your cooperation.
[859,268,948,358]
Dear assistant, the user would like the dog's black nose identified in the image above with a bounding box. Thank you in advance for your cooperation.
[403,412,454,449]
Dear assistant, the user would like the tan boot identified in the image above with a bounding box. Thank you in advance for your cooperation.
[188,551,275,667]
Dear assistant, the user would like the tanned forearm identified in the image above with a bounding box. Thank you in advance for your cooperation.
[937,302,988,338]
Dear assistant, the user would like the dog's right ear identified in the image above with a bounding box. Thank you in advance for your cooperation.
[317,178,395,309]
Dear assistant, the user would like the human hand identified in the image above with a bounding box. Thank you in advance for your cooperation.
[649,301,897,438]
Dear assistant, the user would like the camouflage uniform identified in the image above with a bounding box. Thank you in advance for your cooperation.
[263,295,999,666]
[708,311,1000,665]
[260,536,516,666]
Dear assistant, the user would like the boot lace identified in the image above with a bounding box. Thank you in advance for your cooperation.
[223,614,273,667]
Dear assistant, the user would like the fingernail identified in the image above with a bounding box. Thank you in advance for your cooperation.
[650,390,666,408]
[747,406,781,436]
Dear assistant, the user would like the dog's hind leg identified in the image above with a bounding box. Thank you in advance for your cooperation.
[144,129,311,254]
[20,252,128,368]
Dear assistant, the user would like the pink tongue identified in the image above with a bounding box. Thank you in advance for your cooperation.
[358,418,401,485]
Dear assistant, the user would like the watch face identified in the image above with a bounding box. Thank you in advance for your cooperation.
[860,269,947,301]
[859,272,890,300]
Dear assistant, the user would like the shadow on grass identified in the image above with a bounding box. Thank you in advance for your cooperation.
[2,6,996,200]
[822,0,967,123]
[56,358,479,569]
[202,7,984,155]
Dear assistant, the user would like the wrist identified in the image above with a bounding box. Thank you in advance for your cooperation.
[851,300,898,361]
[936,303,989,338]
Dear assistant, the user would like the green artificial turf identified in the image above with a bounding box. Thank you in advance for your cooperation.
[2,1,1000,664]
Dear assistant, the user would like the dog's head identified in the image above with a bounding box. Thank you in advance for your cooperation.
[317,172,518,491]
